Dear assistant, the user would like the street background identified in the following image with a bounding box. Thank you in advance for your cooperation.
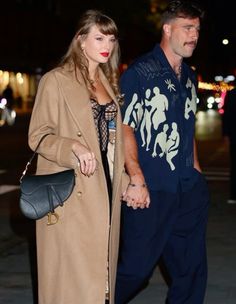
[0,110,236,303]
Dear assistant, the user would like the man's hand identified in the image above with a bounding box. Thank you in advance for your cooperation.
[122,175,150,209]
[122,125,150,209]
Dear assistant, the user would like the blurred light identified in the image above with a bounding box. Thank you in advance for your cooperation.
[16,72,24,84]
[215,97,221,103]
[207,109,216,115]
[199,81,234,92]
[207,103,213,109]
[120,63,128,72]
[219,109,224,115]
[222,39,229,45]
[224,75,235,83]
[196,111,205,121]
[11,110,16,119]
[0,98,7,108]
[215,75,223,82]
[3,71,9,84]
[207,96,215,104]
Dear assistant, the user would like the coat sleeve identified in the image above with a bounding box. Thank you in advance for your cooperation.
[28,71,79,169]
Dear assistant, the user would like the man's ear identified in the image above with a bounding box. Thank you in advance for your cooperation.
[163,24,171,36]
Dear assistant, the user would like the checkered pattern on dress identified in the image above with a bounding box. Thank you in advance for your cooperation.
[91,99,117,152]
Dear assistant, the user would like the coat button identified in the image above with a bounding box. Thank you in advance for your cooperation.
[77,191,82,197]
[77,131,82,137]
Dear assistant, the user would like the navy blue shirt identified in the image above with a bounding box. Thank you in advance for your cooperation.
[121,44,199,193]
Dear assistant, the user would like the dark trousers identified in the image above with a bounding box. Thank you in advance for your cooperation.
[115,173,209,304]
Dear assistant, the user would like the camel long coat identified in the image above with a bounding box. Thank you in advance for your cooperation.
[28,65,129,304]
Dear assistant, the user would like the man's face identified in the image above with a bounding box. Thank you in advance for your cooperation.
[167,17,200,58]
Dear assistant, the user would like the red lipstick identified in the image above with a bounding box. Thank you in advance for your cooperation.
[100,52,109,57]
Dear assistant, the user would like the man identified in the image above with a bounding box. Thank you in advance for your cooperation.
[222,87,236,204]
[115,1,210,303]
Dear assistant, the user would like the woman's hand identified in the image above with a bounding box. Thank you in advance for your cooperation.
[72,142,97,176]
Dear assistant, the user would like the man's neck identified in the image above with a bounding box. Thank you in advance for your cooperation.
[160,41,183,79]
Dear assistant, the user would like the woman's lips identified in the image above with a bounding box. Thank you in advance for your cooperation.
[100,52,109,57]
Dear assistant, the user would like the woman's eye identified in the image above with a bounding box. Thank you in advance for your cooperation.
[96,37,103,41]
[110,38,116,43]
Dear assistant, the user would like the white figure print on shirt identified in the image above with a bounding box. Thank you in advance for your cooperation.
[166,122,180,170]
[123,78,198,171]
[152,122,179,171]
[152,123,169,158]
[140,87,169,151]
[123,93,144,129]
[185,78,197,119]
[140,89,152,150]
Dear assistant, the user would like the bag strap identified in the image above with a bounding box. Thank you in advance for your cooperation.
[20,134,51,183]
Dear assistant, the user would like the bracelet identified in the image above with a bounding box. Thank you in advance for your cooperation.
[128,182,147,188]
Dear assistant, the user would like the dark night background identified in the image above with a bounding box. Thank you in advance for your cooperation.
[0,4,236,303]
[1,0,235,82]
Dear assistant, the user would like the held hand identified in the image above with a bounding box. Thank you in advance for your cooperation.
[122,182,150,209]
[72,142,97,176]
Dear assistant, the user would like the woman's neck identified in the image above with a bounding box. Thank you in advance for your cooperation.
[89,65,99,83]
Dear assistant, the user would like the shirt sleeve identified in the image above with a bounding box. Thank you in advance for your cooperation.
[120,67,144,130]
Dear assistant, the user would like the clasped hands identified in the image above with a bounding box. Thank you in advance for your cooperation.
[72,142,150,209]
[122,178,150,210]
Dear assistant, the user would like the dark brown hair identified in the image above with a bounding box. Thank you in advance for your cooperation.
[161,0,204,25]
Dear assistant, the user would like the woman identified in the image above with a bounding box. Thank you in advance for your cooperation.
[28,10,128,304]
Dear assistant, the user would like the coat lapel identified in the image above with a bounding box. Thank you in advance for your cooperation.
[58,68,101,160]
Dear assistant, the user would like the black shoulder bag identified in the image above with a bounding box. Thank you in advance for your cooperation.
[19,134,75,225]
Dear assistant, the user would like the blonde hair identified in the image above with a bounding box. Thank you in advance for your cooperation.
[60,10,121,101]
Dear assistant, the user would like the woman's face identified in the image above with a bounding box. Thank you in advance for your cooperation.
[80,25,116,67]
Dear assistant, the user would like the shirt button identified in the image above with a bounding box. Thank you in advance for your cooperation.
[77,131,82,137]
